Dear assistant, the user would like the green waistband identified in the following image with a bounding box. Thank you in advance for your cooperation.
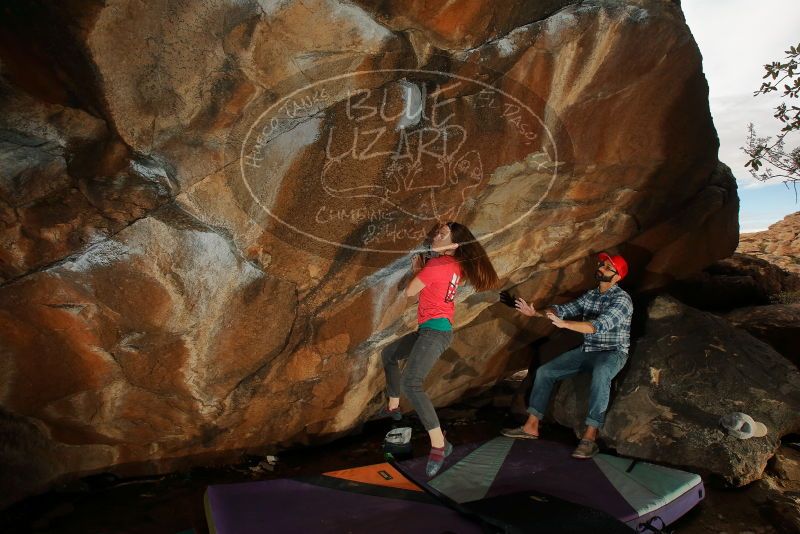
[419,317,452,331]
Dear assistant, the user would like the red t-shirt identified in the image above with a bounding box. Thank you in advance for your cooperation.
[416,256,462,324]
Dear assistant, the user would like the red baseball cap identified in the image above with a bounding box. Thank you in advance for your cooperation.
[598,252,628,280]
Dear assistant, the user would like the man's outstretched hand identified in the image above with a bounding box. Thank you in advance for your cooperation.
[546,311,566,328]
[515,297,538,317]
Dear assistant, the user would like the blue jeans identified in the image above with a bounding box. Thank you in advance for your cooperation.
[528,345,627,428]
[382,328,453,431]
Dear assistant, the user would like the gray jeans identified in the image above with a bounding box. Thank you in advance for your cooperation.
[382,328,454,431]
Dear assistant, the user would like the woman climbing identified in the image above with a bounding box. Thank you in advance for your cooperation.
[381,221,499,476]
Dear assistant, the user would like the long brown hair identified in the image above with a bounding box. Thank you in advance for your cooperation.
[439,222,499,292]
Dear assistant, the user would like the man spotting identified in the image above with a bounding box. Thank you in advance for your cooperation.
[502,252,633,459]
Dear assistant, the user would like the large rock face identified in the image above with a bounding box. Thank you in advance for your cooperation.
[553,296,800,486]
[0,0,737,505]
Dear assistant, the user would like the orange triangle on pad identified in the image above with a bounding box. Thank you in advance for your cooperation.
[323,462,424,492]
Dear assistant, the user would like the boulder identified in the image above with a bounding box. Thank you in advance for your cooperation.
[0,0,739,504]
[724,304,800,367]
[668,253,800,311]
[750,445,800,533]
[552,296,800,486]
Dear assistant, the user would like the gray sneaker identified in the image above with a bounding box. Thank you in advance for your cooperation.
[501,426,539,440]
[571,439,599,459]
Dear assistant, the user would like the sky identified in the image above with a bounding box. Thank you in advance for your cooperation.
[682,0,800,232]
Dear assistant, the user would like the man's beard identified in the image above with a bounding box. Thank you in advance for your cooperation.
[595,270,614,282]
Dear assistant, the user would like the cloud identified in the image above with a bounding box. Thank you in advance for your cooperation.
[683,0,800,225]
[710,92,786,188]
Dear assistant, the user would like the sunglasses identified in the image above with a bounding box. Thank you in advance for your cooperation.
[597,261,618,276]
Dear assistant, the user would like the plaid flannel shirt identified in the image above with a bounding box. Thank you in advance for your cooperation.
[551,285,633,353]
